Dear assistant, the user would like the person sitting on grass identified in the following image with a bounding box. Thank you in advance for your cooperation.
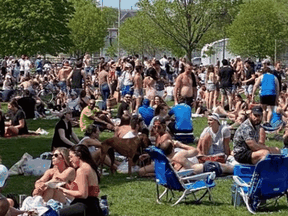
[80,124,118,170]
[57,145,103,216]
[5,99,28,137]
[138,117,172,177]
[51,108,80,151]
[114,113,132,138]
[197,113,231,162]
[32,147,75,204]
[168,96,193,136]
[80,99,114,132]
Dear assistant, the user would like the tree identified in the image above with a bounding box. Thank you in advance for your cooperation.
[68,0,107,55]
[138,0,240,61]
[119,12,167,57]
[0,0,74,56]
[228,0,287,59]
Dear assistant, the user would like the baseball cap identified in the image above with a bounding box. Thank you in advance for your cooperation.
[209,113,220,124]
[252,106,263,115]
[154,116,166,125]
[0,165,8,187]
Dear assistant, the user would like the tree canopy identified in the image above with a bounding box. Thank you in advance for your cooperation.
[228,0,287,59]
[68,0,108,55]
[0,0,74,56]
[137,0,241,61]
[119,12,167,57]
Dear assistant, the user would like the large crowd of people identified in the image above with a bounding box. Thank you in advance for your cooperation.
[1,53,288,215]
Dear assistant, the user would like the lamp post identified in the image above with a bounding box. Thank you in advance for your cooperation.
[118,0,121,58]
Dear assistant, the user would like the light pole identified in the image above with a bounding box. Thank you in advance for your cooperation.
[118,0,121,58]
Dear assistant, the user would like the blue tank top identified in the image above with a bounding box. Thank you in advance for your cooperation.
[260,73,276,96]
[271,107,282,125]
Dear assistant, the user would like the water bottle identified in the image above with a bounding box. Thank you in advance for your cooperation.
[100,195,109,216]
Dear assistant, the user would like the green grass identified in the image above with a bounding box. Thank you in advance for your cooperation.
[1,115,288,215]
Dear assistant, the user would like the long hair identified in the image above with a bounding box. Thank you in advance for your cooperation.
[54,147,71,167]
[70,144,100,182]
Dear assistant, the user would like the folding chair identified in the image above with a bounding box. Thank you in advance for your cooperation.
[233,154,288,214]
[145,146,216,206]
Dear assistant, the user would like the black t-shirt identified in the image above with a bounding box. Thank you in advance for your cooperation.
[219,66,235,88]
[273,70,282,91]
[18,97,36,119]
[245,68,255,85]
[51,119,72,150]
[117,101,129,118]
[11,109,28,135]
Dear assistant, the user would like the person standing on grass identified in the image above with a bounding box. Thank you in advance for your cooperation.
[67,60,86,96]
[174,63,196,107]
[98,62,110,110]
[219,59,235,111]
[252,66,279,126]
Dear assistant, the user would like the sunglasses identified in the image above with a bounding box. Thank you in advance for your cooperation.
[153,125,162,130]
[52,153,62,158]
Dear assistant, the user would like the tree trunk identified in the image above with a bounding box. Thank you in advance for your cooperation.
[186,47,192,64]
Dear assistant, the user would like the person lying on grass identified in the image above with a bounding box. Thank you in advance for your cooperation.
[32,147,75,204]
[160,140,234,177]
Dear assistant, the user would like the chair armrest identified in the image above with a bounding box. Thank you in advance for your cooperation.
[177,169,194,177]
[233,176,250,187]
[181,172,215,182]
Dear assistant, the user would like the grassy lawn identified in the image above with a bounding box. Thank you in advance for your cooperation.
[1,110,288,215]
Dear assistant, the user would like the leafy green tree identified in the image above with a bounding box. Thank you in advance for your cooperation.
[228,0,287,59]
[119,12,166,57]
[138,0,239,61]
[0,0,74,56]
[69,0,107,55]
[102,7,118,28]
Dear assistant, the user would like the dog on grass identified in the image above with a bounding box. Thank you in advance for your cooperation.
[100,134,151,176]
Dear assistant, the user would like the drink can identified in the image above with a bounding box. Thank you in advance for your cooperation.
[19,194,28,208]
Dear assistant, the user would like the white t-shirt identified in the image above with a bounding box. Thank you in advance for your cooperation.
[24,60,31,72]
[165,86,174,96]
[19,59,25,71]
[200,125,230,155]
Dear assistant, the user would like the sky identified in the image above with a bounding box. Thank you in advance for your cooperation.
[101,0,139,10]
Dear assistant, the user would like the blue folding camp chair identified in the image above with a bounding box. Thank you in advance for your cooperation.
[233,154,288,214]
[145,146,216,206]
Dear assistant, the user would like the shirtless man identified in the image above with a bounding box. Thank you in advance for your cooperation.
[98,63,110,110]
[83,52,92,75]
[174,63,195,107]
[160,139,233,176]
[133,65,143,112]
[57,61,72,93]
[114,114,132,138]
